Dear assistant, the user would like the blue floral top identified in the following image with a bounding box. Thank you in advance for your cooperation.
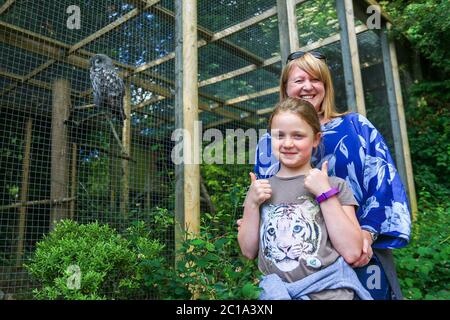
[254,113,411,249]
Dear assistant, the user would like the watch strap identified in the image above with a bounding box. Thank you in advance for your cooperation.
[315,187,340,203]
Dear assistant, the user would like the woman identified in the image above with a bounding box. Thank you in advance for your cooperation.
[248,51,411,299]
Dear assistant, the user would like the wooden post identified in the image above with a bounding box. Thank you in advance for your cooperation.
[70,143,77,220]
[120,85,132,218]
[379,23,405,180]
[175,0,200,258]
[385,22,417,219]
[50,79,70,230]
[16,118,32,268]
[336,0,366,115]
[277,0,299,68]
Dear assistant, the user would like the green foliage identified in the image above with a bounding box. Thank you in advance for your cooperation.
[405,80,450,202]
[138,162,262,300]
[24,220,164,300]
[381,0,450,75]
[393,80,449,299]
[394,192,449,300]
[140,227,261,300]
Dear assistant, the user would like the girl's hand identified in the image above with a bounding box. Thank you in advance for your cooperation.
[236,218,242,232]
[304,161,332,197]
[245,172,272,208]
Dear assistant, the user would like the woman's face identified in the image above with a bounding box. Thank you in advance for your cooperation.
[285,65,325,113]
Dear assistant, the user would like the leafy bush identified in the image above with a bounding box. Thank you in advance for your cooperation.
[394,192,449,300]
[393,78,449,299]
[25,220,164,300]
[139,217,261,300]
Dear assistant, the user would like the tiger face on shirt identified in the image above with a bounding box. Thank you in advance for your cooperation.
[260,196,322,272]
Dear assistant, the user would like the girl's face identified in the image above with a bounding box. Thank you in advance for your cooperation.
[271,111,321,175]
[285,65,325,113]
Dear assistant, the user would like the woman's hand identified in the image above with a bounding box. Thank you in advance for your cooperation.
[245,172,272,209]
[351,230,374,268]
[304,161,332,197]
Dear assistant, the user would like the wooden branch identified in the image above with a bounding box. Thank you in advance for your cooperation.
[0,197,76,211]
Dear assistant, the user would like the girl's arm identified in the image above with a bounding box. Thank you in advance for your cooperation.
[318,199,362,264]
[237,202,261,260]
[238,172,272,260]
[305,161,363,264]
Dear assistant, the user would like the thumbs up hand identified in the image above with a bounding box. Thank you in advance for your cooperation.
[304,161,332,197]
[246,172,272,208]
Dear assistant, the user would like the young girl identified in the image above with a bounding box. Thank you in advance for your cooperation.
[237,98,371,300]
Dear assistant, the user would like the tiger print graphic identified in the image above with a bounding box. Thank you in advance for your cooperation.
[260,196,322,272]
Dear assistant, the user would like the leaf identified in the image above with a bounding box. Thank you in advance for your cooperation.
[205,242,215,252]
[190,239,204,246]
[242,283,258,299]
[214,238,228,250]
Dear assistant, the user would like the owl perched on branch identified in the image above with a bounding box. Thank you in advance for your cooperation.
[89,54,126,125]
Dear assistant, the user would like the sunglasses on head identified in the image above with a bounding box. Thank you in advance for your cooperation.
[286,51,327,64]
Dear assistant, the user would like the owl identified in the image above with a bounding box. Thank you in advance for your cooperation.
[89,54,126,125]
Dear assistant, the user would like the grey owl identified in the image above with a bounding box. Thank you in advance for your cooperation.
[89,54,126,125]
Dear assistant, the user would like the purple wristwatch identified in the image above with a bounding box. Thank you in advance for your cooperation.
[315,187,340,203]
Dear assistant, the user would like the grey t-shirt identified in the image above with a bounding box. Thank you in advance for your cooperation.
[257,174,358,300]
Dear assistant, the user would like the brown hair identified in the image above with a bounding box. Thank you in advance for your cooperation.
[268,97,321,135]
[279,52,346,120]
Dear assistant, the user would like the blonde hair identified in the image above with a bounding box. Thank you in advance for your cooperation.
[279,52,346,120]
[268,97,321,136]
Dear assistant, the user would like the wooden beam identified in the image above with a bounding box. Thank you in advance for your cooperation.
[120,85,132,218]
[0,197,75,211]
[0,18,260,123]
[16,117,32,268]
[70,143,77,220]
[224,87,279,105]
[175,0,200,259]
[143,4,282,75]
[0,25,254,124]
[199,56,281,88]
[204,118,233,129]
[198,24,368,88]
[277,0,299,67]
[385,22,417,220]
[68,1,160,54]
[336,0,366,115]
[50,79,70,230]
[0,0,15,15]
